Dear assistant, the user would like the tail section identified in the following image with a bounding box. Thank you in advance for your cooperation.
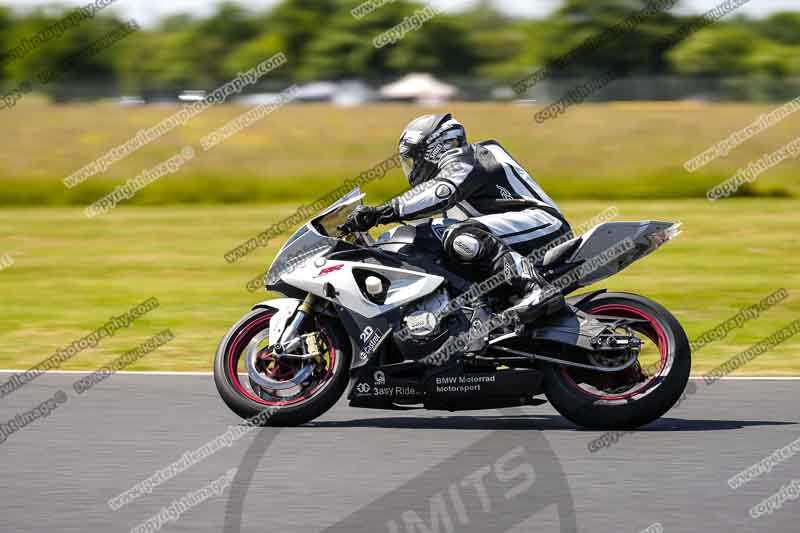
[541,221,681,291]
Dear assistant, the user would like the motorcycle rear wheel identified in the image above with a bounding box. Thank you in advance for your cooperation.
[543,292,691,430]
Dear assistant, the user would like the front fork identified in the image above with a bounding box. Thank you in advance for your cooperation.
[274,293,317,355]
[245,293,318,391]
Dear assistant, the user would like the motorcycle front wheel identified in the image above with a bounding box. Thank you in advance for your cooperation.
[213,308,351,426]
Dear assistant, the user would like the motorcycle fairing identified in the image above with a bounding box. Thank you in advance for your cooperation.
[332,303,396,370]
[347,351,547,411]
[282,259,445,319]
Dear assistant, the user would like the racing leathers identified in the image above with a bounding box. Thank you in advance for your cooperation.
[374,140,572,320]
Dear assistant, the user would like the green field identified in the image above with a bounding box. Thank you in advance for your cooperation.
[1,198,797,374]
[2,100,799,206]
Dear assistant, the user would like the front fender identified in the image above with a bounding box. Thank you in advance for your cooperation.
[251,298,303,345]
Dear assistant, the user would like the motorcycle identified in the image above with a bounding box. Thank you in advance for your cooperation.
[214,188,691,428]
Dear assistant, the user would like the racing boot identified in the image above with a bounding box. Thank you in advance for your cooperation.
[497,251,564,323]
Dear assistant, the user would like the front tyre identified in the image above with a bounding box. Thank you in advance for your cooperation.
[543,292,691,430]
[213,309,351,426]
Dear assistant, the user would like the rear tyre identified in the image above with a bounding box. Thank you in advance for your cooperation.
[542,292,691,430]
[213,309,351,426]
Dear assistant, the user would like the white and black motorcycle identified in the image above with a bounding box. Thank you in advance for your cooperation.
[214,188,690,428]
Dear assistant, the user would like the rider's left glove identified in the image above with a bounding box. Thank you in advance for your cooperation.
[341,203,399,233]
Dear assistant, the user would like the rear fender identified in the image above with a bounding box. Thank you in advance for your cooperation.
[566,289,607,308]
[529,307,608,351]
[533,291,640,351]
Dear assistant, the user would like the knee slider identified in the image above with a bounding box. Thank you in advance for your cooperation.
[443,222,497,263]
[452,234,481,261]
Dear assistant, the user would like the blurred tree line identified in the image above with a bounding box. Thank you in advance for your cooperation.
[1,0,799,97]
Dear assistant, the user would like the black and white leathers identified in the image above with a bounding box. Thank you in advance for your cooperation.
[390,140,571,256]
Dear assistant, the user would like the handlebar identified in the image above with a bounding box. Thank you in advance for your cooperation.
[336,222,354,237]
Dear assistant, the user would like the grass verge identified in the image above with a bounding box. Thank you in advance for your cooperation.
[0,198,797,374]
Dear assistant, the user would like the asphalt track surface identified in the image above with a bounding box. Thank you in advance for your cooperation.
[1,372,799,533]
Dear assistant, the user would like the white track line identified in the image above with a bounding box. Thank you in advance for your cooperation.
[0,370,799,380]
[0,369,211,376]
[699,377,800,380]
[692,376,800,380]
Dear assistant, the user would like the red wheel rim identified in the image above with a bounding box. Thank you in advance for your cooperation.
[561,303,670,401]
[226,313,338,406]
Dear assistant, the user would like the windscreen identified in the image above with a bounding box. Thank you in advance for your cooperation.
[311,188,364,237]
[266,188,363,286]
[265,227,336,286]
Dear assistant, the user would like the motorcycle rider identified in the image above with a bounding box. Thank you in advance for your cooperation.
[341,113,572,322]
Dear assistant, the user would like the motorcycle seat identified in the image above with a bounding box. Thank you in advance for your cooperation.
[541,236,582,268]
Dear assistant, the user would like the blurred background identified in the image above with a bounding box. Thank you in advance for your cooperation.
[0,0,798,374]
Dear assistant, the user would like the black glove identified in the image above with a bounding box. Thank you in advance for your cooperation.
[339,203,398,234]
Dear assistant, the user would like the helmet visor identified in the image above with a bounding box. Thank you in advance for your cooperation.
[400,154,415,180]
